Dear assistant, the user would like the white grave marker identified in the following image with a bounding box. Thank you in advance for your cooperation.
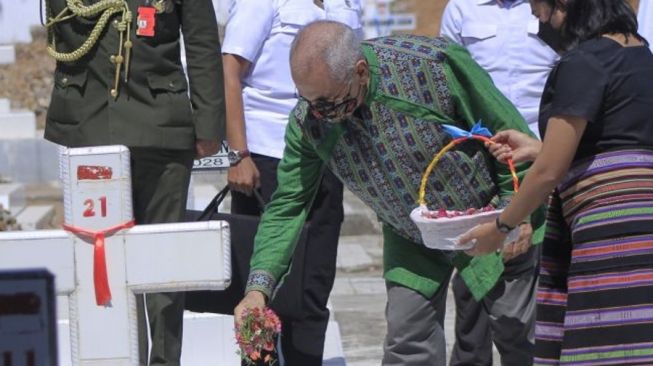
[0,145,231,366]
[0,45,15,64]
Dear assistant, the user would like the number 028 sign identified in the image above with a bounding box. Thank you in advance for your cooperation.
[61,146,134,229]
[192,142,230,171]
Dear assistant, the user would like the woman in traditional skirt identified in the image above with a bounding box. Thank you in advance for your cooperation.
[459,0,653,365]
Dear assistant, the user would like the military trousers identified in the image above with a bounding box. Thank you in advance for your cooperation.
[130,147,194,366]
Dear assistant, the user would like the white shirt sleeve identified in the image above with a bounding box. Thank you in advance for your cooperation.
[324,0,364,37]
[638,1,653,51]
[222,0,275,62]
[439,0,463,44]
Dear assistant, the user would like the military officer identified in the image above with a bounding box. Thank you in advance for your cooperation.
[43,0,225,365]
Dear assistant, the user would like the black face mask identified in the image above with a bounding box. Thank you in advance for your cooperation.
[538,21,564,53]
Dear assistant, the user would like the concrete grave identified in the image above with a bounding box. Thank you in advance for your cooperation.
[0,44,15,64]
[0,183,26,216]
[0,98,37,139]
[0,145,231,366]
[0,137,60,184]
[15,205,56,230]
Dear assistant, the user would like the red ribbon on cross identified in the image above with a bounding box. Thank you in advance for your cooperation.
[63,220,135,306]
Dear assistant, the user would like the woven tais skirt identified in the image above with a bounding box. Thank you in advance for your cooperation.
[535,149,653,366]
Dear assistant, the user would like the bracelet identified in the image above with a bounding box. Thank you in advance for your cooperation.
[495,217,515,234]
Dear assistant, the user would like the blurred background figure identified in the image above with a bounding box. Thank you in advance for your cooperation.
[441,0,559,137]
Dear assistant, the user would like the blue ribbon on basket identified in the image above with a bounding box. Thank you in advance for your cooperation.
[442,121,493,139]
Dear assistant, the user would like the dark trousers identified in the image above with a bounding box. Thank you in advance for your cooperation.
[130,147,194,366]
[450,247,538,366]
[231,154,344,366]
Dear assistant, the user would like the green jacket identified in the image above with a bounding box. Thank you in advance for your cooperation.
[44,0,225,149]
[246,35,545,301]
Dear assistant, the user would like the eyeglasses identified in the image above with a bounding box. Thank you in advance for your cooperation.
[298,81,361,120]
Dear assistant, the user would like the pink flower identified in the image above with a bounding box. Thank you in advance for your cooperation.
[235,307,282,365]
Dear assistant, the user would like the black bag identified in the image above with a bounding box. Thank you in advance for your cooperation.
[184,186,308,319]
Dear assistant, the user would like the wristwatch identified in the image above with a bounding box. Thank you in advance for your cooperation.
[227,149,250,167]
[495,217,515,234]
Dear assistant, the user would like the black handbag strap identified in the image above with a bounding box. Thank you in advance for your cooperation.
[197,185,266,221]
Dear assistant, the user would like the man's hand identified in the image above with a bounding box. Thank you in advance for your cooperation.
[195,139,219,159]
[228,157,260,196]
[234,291,267,328]
[486,130,542,164]
[501,223,532,262]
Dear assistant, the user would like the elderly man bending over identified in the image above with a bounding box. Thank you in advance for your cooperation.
[235,21,543,365]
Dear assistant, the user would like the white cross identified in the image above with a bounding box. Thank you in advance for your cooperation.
[0,145,230,366]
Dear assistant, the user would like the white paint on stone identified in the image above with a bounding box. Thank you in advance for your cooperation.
[0,99,9,113]
[179,312,240,366]
[0,108,37,139]
[15,204,55,230]
[0,183,26,215]
[0,44,14,64]
[0,139,60,184]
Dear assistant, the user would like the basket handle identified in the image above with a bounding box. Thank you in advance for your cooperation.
[417,135,520,206]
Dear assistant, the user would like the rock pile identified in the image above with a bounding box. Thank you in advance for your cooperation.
[0,28,55,129]
[0,204,21,231]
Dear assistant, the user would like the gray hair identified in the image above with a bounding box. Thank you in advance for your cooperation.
[290,20,363,84]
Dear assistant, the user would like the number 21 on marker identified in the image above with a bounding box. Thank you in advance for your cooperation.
[83,196,107,217]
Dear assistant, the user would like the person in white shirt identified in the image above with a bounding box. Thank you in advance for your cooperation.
[221,1,362,364]
[441,0,558,138]
[441,1,558,365]
[638,0,653,49]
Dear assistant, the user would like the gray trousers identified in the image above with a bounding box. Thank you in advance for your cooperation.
[450,247,538,366]
[383,249,537,366]
[383,275,452,366]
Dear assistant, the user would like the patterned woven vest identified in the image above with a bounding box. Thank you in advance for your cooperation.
[295,35,500,244]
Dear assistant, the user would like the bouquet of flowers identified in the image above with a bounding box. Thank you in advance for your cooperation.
[410,122,520,250]
[235,307,282,365]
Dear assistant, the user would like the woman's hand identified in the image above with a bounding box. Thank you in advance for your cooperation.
[458,222,506,256]
[486,130,542,163]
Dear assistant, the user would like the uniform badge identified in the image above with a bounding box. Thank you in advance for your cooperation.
[136,6,156,37]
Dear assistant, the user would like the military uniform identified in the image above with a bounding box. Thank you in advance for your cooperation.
[44,0,225,365]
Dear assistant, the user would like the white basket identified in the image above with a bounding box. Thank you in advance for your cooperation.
[410,204,519,251]
[411,132,521,251]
